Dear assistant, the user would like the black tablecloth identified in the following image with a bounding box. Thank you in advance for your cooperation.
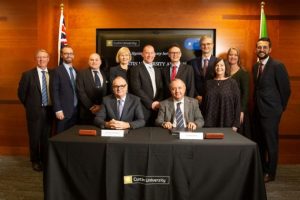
[46,126,266,200]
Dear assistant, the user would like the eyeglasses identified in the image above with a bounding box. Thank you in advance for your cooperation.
[63,52,74,56]
[112,84,127,89]
[169,52,181,55]
[36,56,49,59]
[256,46,269,50]
[201,43,212,46]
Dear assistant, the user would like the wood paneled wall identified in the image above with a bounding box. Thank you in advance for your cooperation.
[0,0,299,163]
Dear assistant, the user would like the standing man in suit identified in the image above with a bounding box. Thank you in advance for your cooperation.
[76,53,107,124]
[162,44,195,98]
[155,79,204,130]
[52,46,78,133]
[129,45,164,125]
[18,49,53,171]
[94,76,145,129]
[188,35,217,108]
[253,37,290,182]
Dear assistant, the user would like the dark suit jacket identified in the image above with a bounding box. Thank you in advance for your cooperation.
[18,68,53,120]
[94,93,145,129]
[129,63,164,112]
[253,57,290,117]
[76,68,108,122]
[51,64,78,118]
[155,96,204,128]
[162,63,195,98]
[187,56,217,97]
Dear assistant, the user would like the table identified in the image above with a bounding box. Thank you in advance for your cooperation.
[46,126,266,200]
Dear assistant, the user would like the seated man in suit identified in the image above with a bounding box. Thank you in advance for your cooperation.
[155,78,204,130]
[94,76,145,129]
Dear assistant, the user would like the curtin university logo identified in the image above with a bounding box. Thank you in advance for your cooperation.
[124,175,170,185]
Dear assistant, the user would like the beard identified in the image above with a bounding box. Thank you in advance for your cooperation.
[257,51,269,60]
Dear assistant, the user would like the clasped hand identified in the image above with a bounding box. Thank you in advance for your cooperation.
[105,119,130,129]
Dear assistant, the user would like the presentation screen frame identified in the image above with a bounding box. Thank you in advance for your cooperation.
[96,28,216,70]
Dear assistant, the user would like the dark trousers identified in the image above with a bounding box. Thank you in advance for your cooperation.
[253,108,281,177]
[26,106,53,164]
[56,109,78,134]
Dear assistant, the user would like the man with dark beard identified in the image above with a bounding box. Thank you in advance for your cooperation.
[253,37,290,183]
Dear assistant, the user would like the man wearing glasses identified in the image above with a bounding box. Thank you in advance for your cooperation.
[253,37,290,182]
[162,44,195,98]
[94,76,145,129]
[188,35,217,110]
[52,46,78,133]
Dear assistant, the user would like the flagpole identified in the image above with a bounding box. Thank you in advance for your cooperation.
[58,3,64,65]
[259,1,268,38]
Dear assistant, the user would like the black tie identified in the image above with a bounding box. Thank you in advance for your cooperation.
[93,71,101,88]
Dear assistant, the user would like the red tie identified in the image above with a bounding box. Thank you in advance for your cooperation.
[257,62,264,78]
[203,59,209,76]
[171,66,177,80]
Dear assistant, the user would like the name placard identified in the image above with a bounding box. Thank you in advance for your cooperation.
[179,132,204,140]
[101,129,125,137]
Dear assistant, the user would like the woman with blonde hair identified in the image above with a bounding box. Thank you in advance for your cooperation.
[227,47,251,138]
[109,47,132,84]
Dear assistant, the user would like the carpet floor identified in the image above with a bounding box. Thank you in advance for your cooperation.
[0,155,299,200]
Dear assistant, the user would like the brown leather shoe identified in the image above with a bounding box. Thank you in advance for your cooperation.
[264,174,275,183]
[32,162,42,172]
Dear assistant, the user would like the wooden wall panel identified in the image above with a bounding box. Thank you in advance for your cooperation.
[0,0,299,163]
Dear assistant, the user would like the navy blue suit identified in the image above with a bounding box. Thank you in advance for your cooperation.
[51,64,78,133]
[187,56,217,97]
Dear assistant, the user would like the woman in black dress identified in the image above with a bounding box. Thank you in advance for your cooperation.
[202,57,241,131]
[227,47,252,138]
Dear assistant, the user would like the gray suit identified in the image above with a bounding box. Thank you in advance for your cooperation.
[155,96,204,128]
[94,93,145,129]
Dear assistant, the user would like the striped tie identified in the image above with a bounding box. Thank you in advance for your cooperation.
[41,71,48,106]
[176,102,184,128]
[69,67,77,106]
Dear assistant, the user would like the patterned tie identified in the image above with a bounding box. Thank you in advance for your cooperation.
[117,99,124,119]
[171,66,177,81]
[175,102,184,128]
[69,67,75,89]
[41,71,48,106]
[203,59,209,76]
[69,67,77,106]
[93,71,101,88]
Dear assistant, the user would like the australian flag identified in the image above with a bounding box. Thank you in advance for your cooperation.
[58,8,68,65]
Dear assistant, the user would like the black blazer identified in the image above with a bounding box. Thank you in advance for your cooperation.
[188,56,217,97]
[51,64,78,118]
[18,68,53,120]
[94,93,145,129]
[253,57,290,117]
[162,63,195,98]
[76,68,108,121]
[129,63,164,109]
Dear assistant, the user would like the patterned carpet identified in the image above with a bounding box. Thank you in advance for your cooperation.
[0,156,299,200]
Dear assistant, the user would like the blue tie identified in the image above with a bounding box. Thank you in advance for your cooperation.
[117,99,123,120]
[69,67,77,106]
[41,71,48,106]
[176,102,184,128]
[93,71,101,88]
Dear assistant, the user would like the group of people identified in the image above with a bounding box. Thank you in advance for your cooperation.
[18,35,290,184]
